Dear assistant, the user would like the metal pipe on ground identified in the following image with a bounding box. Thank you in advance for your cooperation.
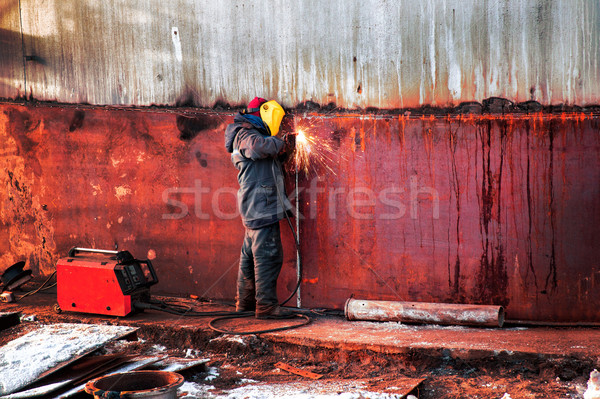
[345,298,505,328]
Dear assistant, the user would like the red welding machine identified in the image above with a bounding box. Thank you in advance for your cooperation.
[56,247,158,316]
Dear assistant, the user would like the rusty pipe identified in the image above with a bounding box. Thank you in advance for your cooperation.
[345,298,504,328]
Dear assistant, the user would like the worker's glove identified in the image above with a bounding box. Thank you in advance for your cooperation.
[278,132,295,161]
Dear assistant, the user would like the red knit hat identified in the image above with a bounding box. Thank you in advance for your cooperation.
[247,97,267,116]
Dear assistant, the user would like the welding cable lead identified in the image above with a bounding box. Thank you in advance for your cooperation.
[271,159,302,307]
[132,300,247,317]
[133,300,311,335]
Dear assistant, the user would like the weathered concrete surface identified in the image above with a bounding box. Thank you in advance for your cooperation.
[0,102,599,322]
[1,0,599,107]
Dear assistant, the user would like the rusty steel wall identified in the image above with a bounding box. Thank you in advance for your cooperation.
[1,102,599,322]
[0,0,599,107]
[297,112,600,322]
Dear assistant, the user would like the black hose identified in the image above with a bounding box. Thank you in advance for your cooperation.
[134,300,243,317]
[134,300,311,334]
[272,159,302,306]
[208,313,311,335]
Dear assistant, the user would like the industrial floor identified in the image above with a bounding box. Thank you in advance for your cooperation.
[4,289,600,359]
[2,288,599,398]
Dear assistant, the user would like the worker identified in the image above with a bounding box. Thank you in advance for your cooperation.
[224,97,295,319]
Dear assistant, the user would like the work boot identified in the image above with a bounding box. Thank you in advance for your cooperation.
[255,305,296,319]
[235,302,255,313]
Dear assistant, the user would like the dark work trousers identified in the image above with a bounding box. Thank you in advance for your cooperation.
[236,222,283,313]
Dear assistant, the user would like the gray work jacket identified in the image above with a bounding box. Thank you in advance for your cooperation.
[224,113,293,229]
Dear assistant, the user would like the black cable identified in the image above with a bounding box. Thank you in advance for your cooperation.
[133,301,246,317]
[208,313,311,335]
[134,300,311,334]
[18,271,57,299]
[272,158,302,306]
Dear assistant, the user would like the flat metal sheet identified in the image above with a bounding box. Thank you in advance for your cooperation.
[0,323,137,396]
[150,357,209,373]
[275,362,322,380]
[0,381,72,399]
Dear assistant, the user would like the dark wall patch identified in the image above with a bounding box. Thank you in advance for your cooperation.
[331,128,345,149]
[69,110,85,132]
[195,151,208,167]
[176,114,221,141]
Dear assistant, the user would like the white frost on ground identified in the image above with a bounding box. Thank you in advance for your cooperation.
[150,344,167,354]
[185,348,202,358]
[178,380,410,399]
[19,314,37,322]
[179,381,216,398]
[238,378,258,384]
[209,335,251,346]
[204,367,220,382]
[0,323,135,396]
[584,369,600,399]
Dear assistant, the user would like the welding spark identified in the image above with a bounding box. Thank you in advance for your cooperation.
[291,125,341,176]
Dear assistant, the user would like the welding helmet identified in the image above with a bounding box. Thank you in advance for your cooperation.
[260,100,285,136]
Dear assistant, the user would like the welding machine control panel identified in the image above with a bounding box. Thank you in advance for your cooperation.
[115,258,157,294]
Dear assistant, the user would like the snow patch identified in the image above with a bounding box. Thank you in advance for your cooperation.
[205,367,220,382]
[179,381,216,398]
[178,380,411,399]
[150,344,167,354]
[584,369,600,399]
[210,335,250,346]
[185,348,202,358]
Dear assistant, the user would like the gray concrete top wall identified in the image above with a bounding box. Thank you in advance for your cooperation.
[1,0,599,108]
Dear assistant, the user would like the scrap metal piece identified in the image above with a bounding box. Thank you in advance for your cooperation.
[0,323,137,395]
[0,381,70,399]
[1,262,32,292]
[150,357,209,373]
[0,293,15,303]
[275,362,323,380]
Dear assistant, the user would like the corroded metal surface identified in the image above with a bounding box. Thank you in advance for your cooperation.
[297,111,600,322]
[1,0,599,107]
[345,298,504,327]
[0,103,598,322]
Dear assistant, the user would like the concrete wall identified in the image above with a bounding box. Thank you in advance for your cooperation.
[1,0,599,107]
[1,102,598,322]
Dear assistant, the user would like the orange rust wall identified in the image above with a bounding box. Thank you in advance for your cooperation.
[297,112,600,322]
[1,103,599,322]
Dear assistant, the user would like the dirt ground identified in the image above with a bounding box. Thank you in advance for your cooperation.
[1,287,595,398]
[128,325,593,398]
[4,321,589,398]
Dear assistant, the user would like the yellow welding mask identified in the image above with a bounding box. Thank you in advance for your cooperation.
[260,100,285,136]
